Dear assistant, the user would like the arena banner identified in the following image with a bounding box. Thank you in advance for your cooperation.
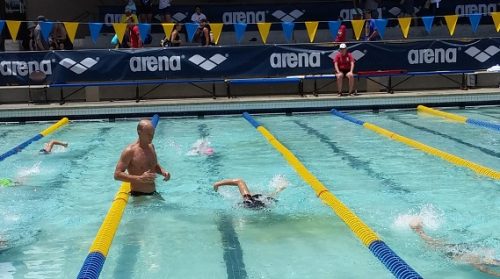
[0,38,498,86]
[99,1,498,26]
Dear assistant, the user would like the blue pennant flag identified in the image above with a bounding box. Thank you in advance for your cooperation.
[374,19,388,39]
[328,21,341,39]
[89,23,103,44]
[422,16,434,34]
[0,20,4,35]
[40,22,54,42]
[138,23,151,43]
[234,22,247,43]
[185,23,199,43]
[282,22,295,42]
[468,14,481,33]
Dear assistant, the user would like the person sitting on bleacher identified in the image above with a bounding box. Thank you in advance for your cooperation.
[333,43,356,96]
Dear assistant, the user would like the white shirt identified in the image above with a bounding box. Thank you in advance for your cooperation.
[191,12,207,23]
[159,0,172,10]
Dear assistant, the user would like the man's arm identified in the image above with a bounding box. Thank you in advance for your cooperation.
[114,147,155,184]
[151,144,170,181]
[213,178,251,197]
[334,61,340,74]
[349,60,355,74]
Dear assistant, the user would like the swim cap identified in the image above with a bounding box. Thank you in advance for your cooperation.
[0,178,13,187]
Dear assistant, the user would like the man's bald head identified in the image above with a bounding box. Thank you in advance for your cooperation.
[137,119,153,132]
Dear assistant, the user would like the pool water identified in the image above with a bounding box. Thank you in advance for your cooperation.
[0,107,499,279]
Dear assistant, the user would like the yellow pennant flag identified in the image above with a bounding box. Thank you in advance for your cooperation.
[257,22,271,44]
[6,20,21,41]
[161,23,174,39]
[351,19,365,40]
[305,21,319,43]
[398,17,412,38]
[444,15,458,36]
[210,23,223,45]
[63,22,79,43]
[491,12,500,32]
[112,23,128,43]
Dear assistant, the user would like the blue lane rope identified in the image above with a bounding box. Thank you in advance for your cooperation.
[331,109,366,126]
[465,118,500,132]
[0,134,43,162]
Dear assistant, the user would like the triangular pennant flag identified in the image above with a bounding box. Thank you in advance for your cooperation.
[491,12,500,32]
[305,21,318,43]
[88,23,103,44]
[6,20,21,41]
[327,21,341,39]
[112,23,127,43]
[185,23,199,43]
[444,15,458,36]
[210,23,223,45]
[351,19,365,40]
[63,22,79,44]
[234,22,247,43]
[138,23,151,43]
[0,21,4,36]
[40,22,54,42]
[257,22,271,44]
[161,23,174,39]
[422,16,434,34]
[374,19,388,39]
[281,22,295,42]
[398,17,412,38]
[467,14,482,34]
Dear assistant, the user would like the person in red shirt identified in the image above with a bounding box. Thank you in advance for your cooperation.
[335,24,347,42]
[333,43,356,96]
[127,17,143,48]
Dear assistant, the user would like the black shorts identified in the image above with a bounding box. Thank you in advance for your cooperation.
[130,190,158,197]
[339,70,351,76]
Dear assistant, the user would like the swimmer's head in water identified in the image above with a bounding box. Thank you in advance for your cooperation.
[39,149,49,154]
[0,178,13,187]
[242,194,276,210]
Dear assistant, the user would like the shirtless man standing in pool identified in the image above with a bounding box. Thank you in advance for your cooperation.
[114,119,170,197]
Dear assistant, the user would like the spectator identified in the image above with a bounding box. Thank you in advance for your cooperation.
[124,0,137,14]
[400,0,416,25]
[138,0,154,23]
[335,24,347,42]
[50,22,73,50]
[362,0,381,18]
[161,22,182,47]
[363,10,380,41]
[197,19,213,46]
[127,17,142,48]
[120,9,139,24]
[22,22,37,51]
[164,13,174,23]
[333,43,356,96]
[158,0,173,22]
[191,6,207,23]
[33,16,50,51]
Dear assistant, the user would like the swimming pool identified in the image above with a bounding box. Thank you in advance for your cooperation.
[0,106,498,278]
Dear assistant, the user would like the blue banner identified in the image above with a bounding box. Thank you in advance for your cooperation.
[0,38,498,86]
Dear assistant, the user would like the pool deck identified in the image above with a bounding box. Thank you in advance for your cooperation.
[0,88,499,121]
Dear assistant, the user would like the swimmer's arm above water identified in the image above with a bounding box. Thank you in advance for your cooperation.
[213,178,251,197]
[114,147,156,184]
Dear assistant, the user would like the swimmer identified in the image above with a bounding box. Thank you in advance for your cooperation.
[0,178,14,187]
[213,178,287,209]
[40,140,68,154]
[410,218,500,276]
[188,138,214,156]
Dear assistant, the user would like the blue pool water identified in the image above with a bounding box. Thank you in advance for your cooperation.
[0,107,499,278]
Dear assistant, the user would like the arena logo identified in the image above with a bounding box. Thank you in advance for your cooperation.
[272,9,304,22]
[339,8,382,20]
[328,50,367,61]
[130,56,181,72]
[0,60,52,76]
[407,48,457,64]
[465,46,499,62]
[222,11,266,24]
[59,58,98,74]
[189,54,227,71]
[455,4,496,15]
[270,52,321,68]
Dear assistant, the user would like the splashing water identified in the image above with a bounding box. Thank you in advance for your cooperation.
[187,138,214,156]
[393,204,444,231]
[165,138,183,155]
[268,174,289,194]
[15,162,41,183]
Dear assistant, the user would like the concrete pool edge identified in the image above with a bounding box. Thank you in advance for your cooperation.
[0,88,499,121]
